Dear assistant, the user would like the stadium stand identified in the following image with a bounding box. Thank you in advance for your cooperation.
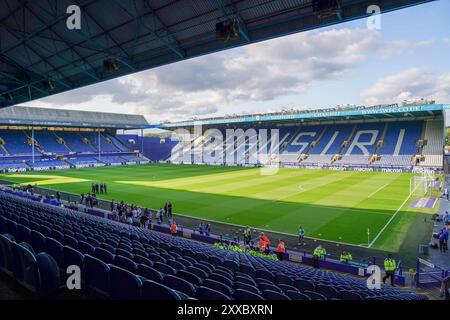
[0,189,428,300]
[0,107,149,172]
[167,118,442,169]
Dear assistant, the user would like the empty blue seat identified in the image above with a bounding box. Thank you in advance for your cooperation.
[17,224,32,244]
[133,254,153,267]
[63,246,84,272]
[167,259,186,271]
[275,273,293,286]
[87,237,101,247]
[115,255,138,273]
[294,278,315,292]
[133,248,148,258]
[100,242,116,254]
[0,216,8,234]
[39,225,51,237]
[235,281,260,294]
[338,290,362,300]
[148,253,166,264]
[316,284,338,299]
[255,269,273,281]
[203,278,232,296]
[78,241,95,256]
[239,264,256,277]
[94,247,115,264]
[7,220,18,238]
[177,270,203,286]
[46,237,64,268]
[233,288,264,300]
[153,261,176,275]
[195,286,231,300]
[141,280,181,300]
[11,242,40,291]
[285,290,311,300]
[137,264,164,283]
[51,230,65,244]
[30,230,46,254]
[303,290,326,300]
[110,265,142,299]
[35,253,61,295]
[187,266,208,279]
[84,254,110,297]
[223,259,238,272]
[0,234,14,275]
[258,282,282,293]
[262,289,290,300]
[116,248,133,260]
[164,274,196,296]
[64,235,79,250]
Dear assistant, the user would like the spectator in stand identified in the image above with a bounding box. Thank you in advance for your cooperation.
[243,226,251,245]
[441,275,450,300]
[298,225,305,246]
[444,212,450,225]
[168,202,173,218]
[104,183,108,194]
[110,199,115,211]
[276,239,286,261]
[158,208,164,223]
[312,245,326,269]
[198,222,204,235]
[258,232,270,254]
[443,228,449,253]
[55,191,60,202]
[140,209,149,229]
[164,202,168,217]
[170,221,178,236]
[99,183,104,194]
[205,223,211,236]
[80,193,85,205]
[438,229,447,253]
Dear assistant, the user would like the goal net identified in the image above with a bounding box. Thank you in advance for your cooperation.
[410,172,438,197]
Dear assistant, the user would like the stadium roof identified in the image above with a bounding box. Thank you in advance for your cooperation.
[0,0,436,108]
[154,104,449,128]
[0,105,148,129]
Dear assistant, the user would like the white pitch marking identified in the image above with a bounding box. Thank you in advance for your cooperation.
[367,183,389,198]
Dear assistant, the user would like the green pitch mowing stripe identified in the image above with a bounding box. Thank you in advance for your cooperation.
[0,163,431,251]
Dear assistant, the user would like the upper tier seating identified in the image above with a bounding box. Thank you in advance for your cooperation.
[0,190,428,300]
[420,120,444,167]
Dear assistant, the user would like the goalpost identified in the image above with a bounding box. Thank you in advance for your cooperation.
[409,171,438,197]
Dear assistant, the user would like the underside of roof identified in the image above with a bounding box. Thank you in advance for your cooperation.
[0,105,148,129]
[0,0,436,108]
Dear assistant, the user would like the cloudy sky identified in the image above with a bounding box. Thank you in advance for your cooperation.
[27,1,450,123]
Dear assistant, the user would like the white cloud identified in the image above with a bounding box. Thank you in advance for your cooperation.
[360,67,450,105]
[30,28,436,121]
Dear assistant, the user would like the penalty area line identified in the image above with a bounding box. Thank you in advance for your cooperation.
[368,185,417,248]
[367,183,389,198]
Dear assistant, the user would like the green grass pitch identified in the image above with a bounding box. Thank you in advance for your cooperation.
[0,163,437,251]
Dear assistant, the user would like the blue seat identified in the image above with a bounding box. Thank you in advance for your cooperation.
[116,248,133,260]
[316,284,338,299]
[84,254,110,297]
[195,286,231,300]
[167,259,186,271]
[141,280,181,300]
[11,242,40,291]
[177,270,203,286]
[46,238,65,269]
[0,216,8,234]
[255,269,273,281]
[258,282,282,293]
[278,284,299,293]
[303,290,326,300]
[137,264,164,283]
[74,233,87,243]
[206,273,233,287]
[64,235,79,250]
[115,255,138,273]
[35,253,61,295]
[274,273,293,286]
[94,247,115,264]
[262,289,290,300]
[78,241,95,256]
[30,230,46,254]
[6,220,18,238]
[294,278,315,292]
[133,248,148,258]
[133,254,153,267]
[203,278,232,296]
[87,237,101,248]
[110,265,142,299]
[153,261,176,275]
[223,259,239,272]
[39,225,51,237]
[163,274,196,296]
[51,230,65,244]
[100,242,116,254]
[17,224,32,244]
[148,253,166,264]
[285,290,311,300]
[338,290,362,300]
[235,281,260,294]
[235,275,255,286]
[0,234,14,275]
[233,288,264,300]
[105,238,119,247]
[63,246,84,273]
[239,264,256,277]
[118,243,132,252]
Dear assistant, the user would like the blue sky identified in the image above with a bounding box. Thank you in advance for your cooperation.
[29,1,450,123]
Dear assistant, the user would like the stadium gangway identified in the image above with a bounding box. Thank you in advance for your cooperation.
[415,258,450,288]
